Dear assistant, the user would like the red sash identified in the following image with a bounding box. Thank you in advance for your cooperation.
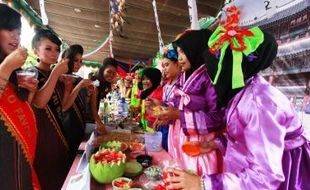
[0,85,41,190]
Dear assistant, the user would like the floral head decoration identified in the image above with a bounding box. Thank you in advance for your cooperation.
[208,5,264,89]
[163,44,178,62]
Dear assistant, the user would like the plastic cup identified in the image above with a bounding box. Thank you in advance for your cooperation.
[16,69,37,84]
[144,131,162,152]
[62,73,78,83]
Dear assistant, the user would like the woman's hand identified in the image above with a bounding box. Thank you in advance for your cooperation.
[0,48,28,78]
[95,121,108,135]
[54,58,69,76]
[145,97,161,108]
[155,107,180,125]
[78,79,92,88]
[3,47,28,71]
[164,169,201,190]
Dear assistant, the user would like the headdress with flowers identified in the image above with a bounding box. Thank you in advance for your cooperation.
[208,5,264,89]
[163,44,178,62]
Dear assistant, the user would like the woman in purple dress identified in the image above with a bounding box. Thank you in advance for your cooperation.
[164,13,310,190]
[157,29,225,176]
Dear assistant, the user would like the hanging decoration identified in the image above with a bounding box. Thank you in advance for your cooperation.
[187,0,199,30]
[83,36,110,58]
[39,0,48,25]
[110,0,127,37]
[109,30,114,58]
[152,0,164,53]
[152,51,163,69]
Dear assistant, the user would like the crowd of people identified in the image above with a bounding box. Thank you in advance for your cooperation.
[1,3,310,190]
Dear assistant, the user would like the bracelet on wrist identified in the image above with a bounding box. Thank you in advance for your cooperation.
[200,177,205,190]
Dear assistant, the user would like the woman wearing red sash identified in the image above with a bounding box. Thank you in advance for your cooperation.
[0,4,40,190]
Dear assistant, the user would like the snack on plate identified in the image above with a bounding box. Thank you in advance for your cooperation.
[129,142,145,152]
[99,132,143,142]
[89,149,126,184]
[112,177,132,190]
[144,166,162,181]
[101,140,128,152]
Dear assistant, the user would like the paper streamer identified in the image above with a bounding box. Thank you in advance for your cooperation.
[109,30,114,58]
[39,0,48,25]
[187,0,199,30]
[152,0,164,53]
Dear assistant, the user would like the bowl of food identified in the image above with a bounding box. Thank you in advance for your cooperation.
[136,154,152,168]
[144,166,162,181]
[112,177,133,190]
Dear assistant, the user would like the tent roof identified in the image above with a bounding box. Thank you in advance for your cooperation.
[25,0,224,63]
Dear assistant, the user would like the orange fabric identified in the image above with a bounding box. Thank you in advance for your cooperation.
[0,85,40,189]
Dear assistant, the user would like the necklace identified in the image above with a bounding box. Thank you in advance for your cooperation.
[163,80,177,103]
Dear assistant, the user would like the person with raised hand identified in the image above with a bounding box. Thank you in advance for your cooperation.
[0,3,40,190]
[31,28,71,190]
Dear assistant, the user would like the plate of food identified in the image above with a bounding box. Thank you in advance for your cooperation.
[100,140,128,152]
[129,142,145,152]
[144,166,162,181]
[112,177,133,190]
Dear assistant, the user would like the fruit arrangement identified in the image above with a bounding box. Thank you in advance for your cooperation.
[89,149,126,184]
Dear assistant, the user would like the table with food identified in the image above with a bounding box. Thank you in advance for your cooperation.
[62,120,176,190]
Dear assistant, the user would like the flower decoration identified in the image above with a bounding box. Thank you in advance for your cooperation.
[208,5,264,89]
[163,48,178,62]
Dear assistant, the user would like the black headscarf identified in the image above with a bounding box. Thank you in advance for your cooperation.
[172,29,213,78]
[204,31,278,107]
[139,67,162,99]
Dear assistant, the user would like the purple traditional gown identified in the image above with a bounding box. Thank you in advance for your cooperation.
[202,75,310,190]
[168,65,225,176]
